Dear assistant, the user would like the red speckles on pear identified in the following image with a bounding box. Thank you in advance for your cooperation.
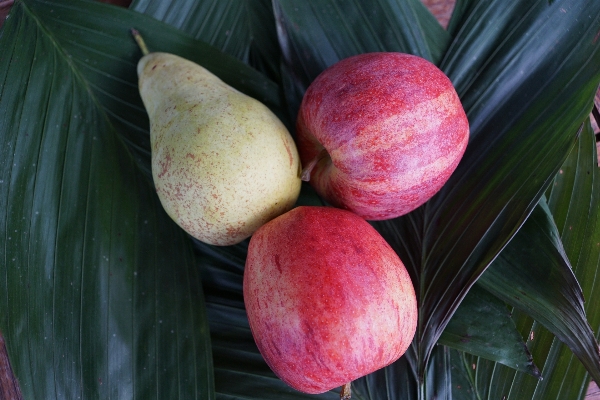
[243,207,417,394]
[139,52,302,246]
[156,150,172,179]
[297,52,469,220]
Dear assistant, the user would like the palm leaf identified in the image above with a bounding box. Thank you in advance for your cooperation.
[439,285,540,377]
[477,193,600,384]
[353,345,452,400]
[451,119,600,399]
[2,0,600,399]
[129,0,282,83]
[0,0,282,398]
[444,155,600,385]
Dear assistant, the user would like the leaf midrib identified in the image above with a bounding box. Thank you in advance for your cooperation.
[20,0,145,175]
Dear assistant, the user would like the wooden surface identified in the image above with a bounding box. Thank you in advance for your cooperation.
[421,0,455,28]
[0,334,22,400]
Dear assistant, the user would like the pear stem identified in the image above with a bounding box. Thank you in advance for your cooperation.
[131,28,150,56]
[300,147,329,182]
[340,382,352,399]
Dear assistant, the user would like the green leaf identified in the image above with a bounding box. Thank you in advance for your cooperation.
[534,118,600,397]
[451,120,600,399]
[439,285,540,377]
[14,0,284,179]
[3,0,600,398]
[0,0,285,398]
[477,193,600,384]
[448,349,478,399]
[353,354,419,400]
[129,0,282,83]
[274,0,449,69]
[378,0,600,386]
[444,0,477,39]
[449,344,534,400]
[0,1,213,398]
[352,344,453,400]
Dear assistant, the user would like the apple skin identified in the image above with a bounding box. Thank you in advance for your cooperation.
[296,52,469,220]
[243,206,418,394]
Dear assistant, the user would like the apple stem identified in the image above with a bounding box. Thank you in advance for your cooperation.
[300,147,329,182]
[131,28,150,56]
[340,382,352,399]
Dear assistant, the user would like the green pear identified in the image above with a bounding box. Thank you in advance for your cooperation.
[133,31,301,246]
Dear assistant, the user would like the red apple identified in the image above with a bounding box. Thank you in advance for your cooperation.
[297,52,469,220]
[243,206,418,395]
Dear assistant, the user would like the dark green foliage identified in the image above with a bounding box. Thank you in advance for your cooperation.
[1,0,599,398]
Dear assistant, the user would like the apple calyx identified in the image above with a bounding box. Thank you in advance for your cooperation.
[300,147,329,182]
[340,382,352,399]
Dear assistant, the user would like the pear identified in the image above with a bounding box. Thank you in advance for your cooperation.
[132,30,302,246]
